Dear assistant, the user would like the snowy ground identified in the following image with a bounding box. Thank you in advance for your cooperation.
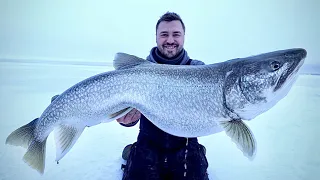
[0,62,319,180]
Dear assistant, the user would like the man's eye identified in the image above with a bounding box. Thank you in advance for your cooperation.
[161,34,168,37]
[173,34,180,37]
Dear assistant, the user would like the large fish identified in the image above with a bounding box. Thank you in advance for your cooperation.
[5,48,307,174]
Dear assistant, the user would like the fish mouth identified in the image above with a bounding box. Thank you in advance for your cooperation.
[273,49,306,92]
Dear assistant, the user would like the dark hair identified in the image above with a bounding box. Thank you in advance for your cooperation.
[156,12,185,33]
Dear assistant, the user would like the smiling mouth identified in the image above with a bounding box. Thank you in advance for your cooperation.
[164,45,177,50]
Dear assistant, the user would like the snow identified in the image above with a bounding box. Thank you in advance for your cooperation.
[0,62,319,180]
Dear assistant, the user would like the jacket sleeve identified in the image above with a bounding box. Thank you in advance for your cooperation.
[190,59,205,65]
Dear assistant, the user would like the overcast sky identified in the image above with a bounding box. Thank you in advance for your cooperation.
[0,0,319,65]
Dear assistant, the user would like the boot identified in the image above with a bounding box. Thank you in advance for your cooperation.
[122,144,132,161]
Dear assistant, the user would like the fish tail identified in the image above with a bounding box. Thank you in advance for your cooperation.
[6,118,48,174]
[23,137,47,174]
[5,118,39,148]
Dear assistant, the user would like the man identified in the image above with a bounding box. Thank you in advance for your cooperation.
[117,12,209,180]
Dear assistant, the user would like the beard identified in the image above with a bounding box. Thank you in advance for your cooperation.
[159,43,183,58]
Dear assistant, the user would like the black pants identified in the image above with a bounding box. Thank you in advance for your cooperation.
[122,139,209,180]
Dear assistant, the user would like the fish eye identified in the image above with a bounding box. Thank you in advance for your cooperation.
[270,61,281,71]
[284,53,291,58]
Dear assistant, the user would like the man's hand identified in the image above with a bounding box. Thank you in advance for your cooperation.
[116,108,141,125]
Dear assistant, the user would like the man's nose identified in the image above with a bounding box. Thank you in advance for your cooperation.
[166,35,174,43]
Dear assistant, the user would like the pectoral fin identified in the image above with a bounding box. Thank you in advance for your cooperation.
[220,120,256,159]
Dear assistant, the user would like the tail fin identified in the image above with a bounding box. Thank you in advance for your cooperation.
[6,118,48,174]
[5,118,38,148]
[23,137,47,174]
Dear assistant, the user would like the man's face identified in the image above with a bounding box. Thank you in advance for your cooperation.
[156,20,185,58]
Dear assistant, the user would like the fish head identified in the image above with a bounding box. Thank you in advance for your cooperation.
[227,48,307,120]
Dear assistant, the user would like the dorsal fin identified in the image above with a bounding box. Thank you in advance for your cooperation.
[113,53,151,70]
